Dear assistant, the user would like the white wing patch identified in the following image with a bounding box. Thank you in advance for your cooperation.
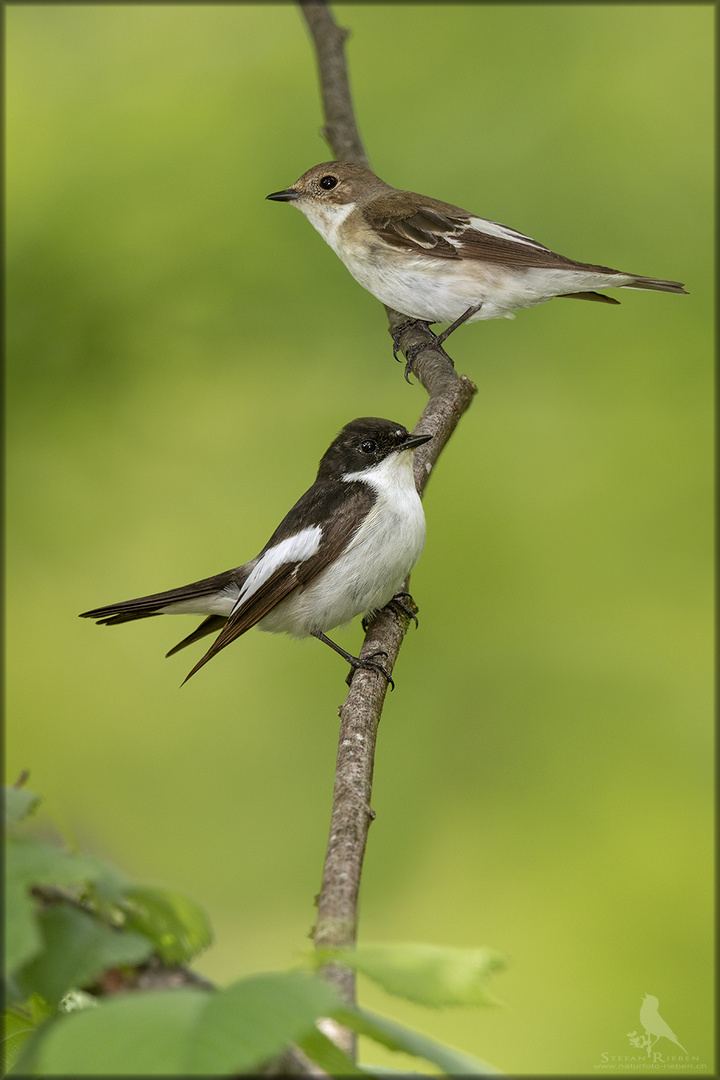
[258,452,426,638]
[459,215,550,251]
[232,525,322,613]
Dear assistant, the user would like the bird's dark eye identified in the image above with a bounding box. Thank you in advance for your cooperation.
[320,175,338,190]
[361,439,378,454]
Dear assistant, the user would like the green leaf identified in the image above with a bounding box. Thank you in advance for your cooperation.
[319,943,507,1007]
[6,835,113,892]
[298,1025,368,1076]
[339,1006,501,1076]
[5,837,125,976]
[4,785,41,828]
[5,879,42,980]
[2,994,53,1075]
[187,971,341,1073]
[14,905,153,1006]
[35,989,208,1075]
[27,993,53,1026]
[2,1005,37,1072]
[121,886,212,964]
[84,863,131,908]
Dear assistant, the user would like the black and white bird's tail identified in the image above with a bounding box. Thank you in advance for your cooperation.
[163,616,228,657]
[79,569,244,656]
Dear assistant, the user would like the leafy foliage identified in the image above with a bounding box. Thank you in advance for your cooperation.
[318,942,507,1007]
[13,905,152,1007]
[35,988,209,1075]
[184,973,341,1074]
[3,784,212,1073]
[3,783,503,1075]
[121,887,213,965]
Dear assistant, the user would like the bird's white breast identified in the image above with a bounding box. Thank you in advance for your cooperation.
[303,203,636,322]
[258,451,426,638]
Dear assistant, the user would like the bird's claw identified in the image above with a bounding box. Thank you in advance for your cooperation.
[362,593,419,633]
[390,319,419,363]
[387,592,419,628]
[390,319,447,382]
[345,651,394,691]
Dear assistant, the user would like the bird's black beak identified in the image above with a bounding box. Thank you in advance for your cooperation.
[399,432,433,451]
[266,188,300,202]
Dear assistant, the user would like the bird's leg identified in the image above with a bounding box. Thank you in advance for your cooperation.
[391,318,431,362]
[435,302,483,345]
[361,593,419,634]
[387,591,419,628]
[390,319,454,382]
[312,631,395,691]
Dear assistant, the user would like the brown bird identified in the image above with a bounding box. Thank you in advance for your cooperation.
[268,161,687,354]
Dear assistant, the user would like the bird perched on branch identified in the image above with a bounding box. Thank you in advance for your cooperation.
[267,162,687,364]
[81,418,431,688]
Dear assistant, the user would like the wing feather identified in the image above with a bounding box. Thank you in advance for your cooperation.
[365,193,626,273]
[375,206,625,272]
[182,482,375,681]
[363,190,687,291]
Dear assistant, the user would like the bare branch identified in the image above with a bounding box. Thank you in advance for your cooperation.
[298,1,370,166]
[298,0,478,1054]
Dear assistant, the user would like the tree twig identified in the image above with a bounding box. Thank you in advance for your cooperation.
[298,0,369,167]
[298,0,477,1056]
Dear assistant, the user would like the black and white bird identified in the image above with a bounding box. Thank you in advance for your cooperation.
[267,162,687,352]
[80,418,431,687]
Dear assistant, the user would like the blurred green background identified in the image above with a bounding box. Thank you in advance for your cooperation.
[6,4,713,1074]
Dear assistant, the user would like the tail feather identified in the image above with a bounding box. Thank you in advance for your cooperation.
[79,568,245,625]
[165,615,228,657]
[90,609,163,627]
[558,291,621,305]
[622,276,688,294]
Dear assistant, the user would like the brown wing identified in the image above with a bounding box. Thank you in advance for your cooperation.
[365,191,625,273]
[451,228,623,273]
[376,207,627,272]
[182,482,375,682]
[366,193,469,258]
[373,206,466,257]
[365,190,687,290]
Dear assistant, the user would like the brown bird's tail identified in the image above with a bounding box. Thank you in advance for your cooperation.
[622,275,688,294]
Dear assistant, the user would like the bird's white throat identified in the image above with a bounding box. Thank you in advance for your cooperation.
[295,198,356,253]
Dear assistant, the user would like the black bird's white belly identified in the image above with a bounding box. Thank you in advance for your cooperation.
[258,451,426,637]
